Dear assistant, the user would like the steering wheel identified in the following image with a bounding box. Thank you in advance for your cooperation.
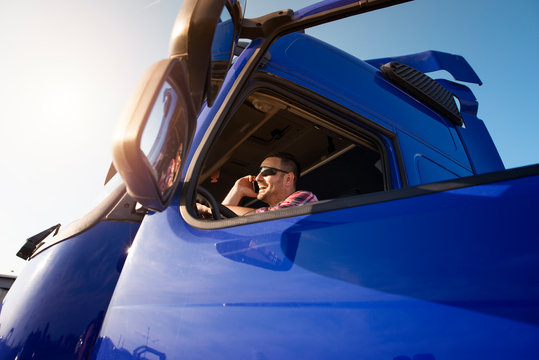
[196,186,238,219]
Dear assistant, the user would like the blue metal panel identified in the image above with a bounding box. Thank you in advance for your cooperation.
[435,79,479,116]
[364,54,503,174]
[95,172,539,359]
[397,129,473,186]
[0,221,139,360]
[416,154,461,183]
[262,33,472,172]
[456,114,505,173]
[435,79,504,173]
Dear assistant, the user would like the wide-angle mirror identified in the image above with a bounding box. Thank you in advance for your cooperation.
[140,81,183,198]
[113,58,196,211]
[113,0,245,211]
[169,0,244,112]
[206,5,235,106]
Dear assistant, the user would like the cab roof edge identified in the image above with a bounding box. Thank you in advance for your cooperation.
[240,0,412,39]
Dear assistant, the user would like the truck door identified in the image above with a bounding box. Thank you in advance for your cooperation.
[95,0,539,359]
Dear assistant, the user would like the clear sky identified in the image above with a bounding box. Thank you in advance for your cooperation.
[1,0,538,275]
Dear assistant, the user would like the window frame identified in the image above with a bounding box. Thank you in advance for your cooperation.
[179,74,404,229]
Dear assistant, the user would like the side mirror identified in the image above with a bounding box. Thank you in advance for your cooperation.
[169,0,244,111]
[112,0,245,211]
[112,58,196,211]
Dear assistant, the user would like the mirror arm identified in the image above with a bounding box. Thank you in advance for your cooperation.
[240,10,294,39]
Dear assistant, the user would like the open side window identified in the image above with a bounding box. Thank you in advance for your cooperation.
[189,89,390,222]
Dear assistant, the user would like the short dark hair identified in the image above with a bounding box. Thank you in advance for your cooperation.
[265,152,300,185]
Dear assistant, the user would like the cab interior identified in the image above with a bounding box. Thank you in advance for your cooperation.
[196,91,386,215]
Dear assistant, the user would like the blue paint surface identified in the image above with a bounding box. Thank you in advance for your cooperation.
[0,221,139,360]
[94,173,539,359]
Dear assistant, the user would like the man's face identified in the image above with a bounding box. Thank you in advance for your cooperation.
[255,157,293,206]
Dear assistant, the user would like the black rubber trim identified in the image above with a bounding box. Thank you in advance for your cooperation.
[381,61,463,126]
[183,163,539,230]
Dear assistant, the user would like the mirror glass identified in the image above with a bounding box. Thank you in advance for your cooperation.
[238,0,247,16]
[207,5,235,105]
[140,80,185,197]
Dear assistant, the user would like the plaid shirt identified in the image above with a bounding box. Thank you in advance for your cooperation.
[255,191,318,213]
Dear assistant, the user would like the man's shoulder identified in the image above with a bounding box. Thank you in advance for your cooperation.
[256,191,318,213]
[285,190,318,204]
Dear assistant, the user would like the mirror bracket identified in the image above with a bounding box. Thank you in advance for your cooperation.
[240,9,294,39]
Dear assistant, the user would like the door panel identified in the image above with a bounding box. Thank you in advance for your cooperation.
[96,169,539,359]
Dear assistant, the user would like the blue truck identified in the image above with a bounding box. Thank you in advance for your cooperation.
[1,0,538,359]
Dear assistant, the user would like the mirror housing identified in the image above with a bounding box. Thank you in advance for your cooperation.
[112,58,196,211]
[169,0,243,111]
[113,0,244,211]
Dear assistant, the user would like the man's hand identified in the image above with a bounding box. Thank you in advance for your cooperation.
[196,203,213,219]
[223,175,257,206]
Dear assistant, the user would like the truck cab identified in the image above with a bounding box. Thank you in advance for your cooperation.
[1,0,538,359]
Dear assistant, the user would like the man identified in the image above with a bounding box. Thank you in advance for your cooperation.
[199,153,318,217]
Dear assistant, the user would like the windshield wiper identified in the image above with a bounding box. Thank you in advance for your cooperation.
[17,223,61,260]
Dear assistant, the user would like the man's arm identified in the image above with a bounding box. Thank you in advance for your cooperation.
[195,175,258,218]
[196,202,255,218]
[223,205,256,216]
[222,175,258,216]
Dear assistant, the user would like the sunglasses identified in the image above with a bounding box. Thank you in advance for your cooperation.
[258,166,290,177]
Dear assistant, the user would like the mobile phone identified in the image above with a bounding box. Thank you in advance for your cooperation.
[252,180,259,193]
